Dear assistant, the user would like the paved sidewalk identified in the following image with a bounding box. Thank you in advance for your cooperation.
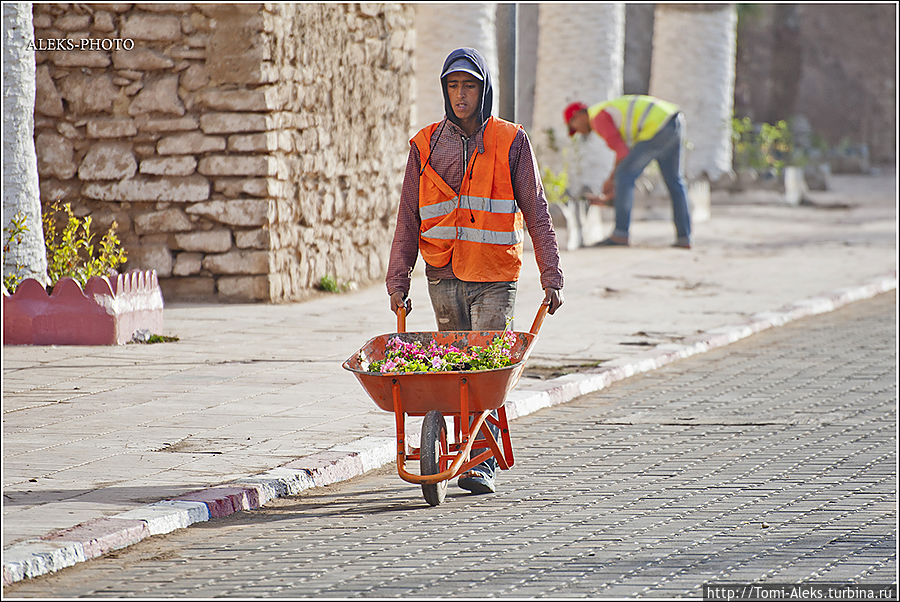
[2,172,897,585]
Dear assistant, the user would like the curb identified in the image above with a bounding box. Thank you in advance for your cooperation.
[3,273,896,586]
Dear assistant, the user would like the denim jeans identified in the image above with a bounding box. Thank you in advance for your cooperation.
[612,113,692,242]
[427,277,516,477]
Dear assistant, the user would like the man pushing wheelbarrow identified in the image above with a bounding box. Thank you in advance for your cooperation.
[383,47,565,496]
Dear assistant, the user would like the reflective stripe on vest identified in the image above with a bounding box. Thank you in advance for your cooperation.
[420,225,523,245]
[419,195,519,222]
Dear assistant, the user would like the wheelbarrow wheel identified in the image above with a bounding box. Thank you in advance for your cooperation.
[420,410,449,506]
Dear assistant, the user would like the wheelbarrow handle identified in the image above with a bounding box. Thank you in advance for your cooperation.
[529,303,550,335]
[396,305,407,333]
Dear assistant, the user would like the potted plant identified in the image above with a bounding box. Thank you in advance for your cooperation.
[730,116,809,205]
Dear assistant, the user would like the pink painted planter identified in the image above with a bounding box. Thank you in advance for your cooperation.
[3,270,164,346]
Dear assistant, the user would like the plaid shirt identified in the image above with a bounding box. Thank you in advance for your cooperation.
[386,118,564,296]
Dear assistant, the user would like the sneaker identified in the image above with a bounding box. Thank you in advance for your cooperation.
[457,470,496,494]
[595,235,629,247]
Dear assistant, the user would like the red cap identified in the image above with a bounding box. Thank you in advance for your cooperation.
[564,102,588,136]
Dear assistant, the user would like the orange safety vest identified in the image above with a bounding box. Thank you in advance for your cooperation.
[412,116,524,283]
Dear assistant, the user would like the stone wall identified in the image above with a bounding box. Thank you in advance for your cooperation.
[31,3,414,302]
[734,4,895,164]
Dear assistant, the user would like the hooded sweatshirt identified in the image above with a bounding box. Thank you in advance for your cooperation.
[440,47,493,131]
[386,48,563,295]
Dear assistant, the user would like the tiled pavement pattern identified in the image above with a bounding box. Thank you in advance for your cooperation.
[5,292,894,598]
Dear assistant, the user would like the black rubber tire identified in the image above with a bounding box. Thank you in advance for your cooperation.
[420,410,449,506]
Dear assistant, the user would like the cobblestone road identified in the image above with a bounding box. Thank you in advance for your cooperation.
[4,293,896,599]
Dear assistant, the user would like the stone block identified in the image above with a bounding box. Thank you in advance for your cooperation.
[78,143,137,181]
[213,178,271,197]
[92,11,116,32]
[185,199,271,226]
[128,244,173,277]
[83,175,210,203]
[199,112,268,134]
[235,229,270,249]
[58,74,117,113]
[198,155,272,177]
[173,230,233,253]
[172,252,203,276]
[35,65,64,117]
[137,116,199,133]
[39,178,81,202]
[159,276,215,300]
[217,275,270,301]
[86,118,137,138]
[139,156,197,176]
[227,133,276,152]
[121,13,181,40]
[180,64,210,90]
[32,11,52,29]
[50,50,111,68]
[56,122,80,140]
[35,132,77,179]
[139,4,194,12]
[157,132,225,155]
[112,48,174,70]
[195,89,269,111]
[133,209,193,234]
[56,14,92,31]
[129,75,185,116]
[202,250,269,275]
[123,81,143,97]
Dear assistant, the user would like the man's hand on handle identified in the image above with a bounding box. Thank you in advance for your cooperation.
[543,287,564,315]
[390,291,412,315]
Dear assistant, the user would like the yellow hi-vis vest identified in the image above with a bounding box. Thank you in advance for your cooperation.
[411,116,524,283]
[588,95,679,148]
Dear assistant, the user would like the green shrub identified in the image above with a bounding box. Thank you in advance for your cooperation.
[731,117,803,174]
[43,201,127,289]
[318,274,342,293]
[3,212,29,292]
[2,201,128,293]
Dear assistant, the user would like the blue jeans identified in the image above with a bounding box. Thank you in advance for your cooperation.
[427,278,516,477]
[612,113,692,242]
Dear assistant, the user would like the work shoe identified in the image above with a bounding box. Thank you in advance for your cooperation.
[457,470,496,494]
[595,235,629,247]
[673,238,692,249]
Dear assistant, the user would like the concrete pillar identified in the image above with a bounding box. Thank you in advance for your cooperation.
[3,2,48,287]
[531,3,625,194]
[516,4,539,131]
[413,3,498,134]
[649,4,738,181]
[496,3,517,122]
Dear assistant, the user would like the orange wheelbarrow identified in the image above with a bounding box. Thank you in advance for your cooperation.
[342,304,549,506]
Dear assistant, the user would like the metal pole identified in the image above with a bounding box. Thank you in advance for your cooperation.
[497,3,518,123]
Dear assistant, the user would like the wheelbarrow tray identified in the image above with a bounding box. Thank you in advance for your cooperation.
[343,329,537,414]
